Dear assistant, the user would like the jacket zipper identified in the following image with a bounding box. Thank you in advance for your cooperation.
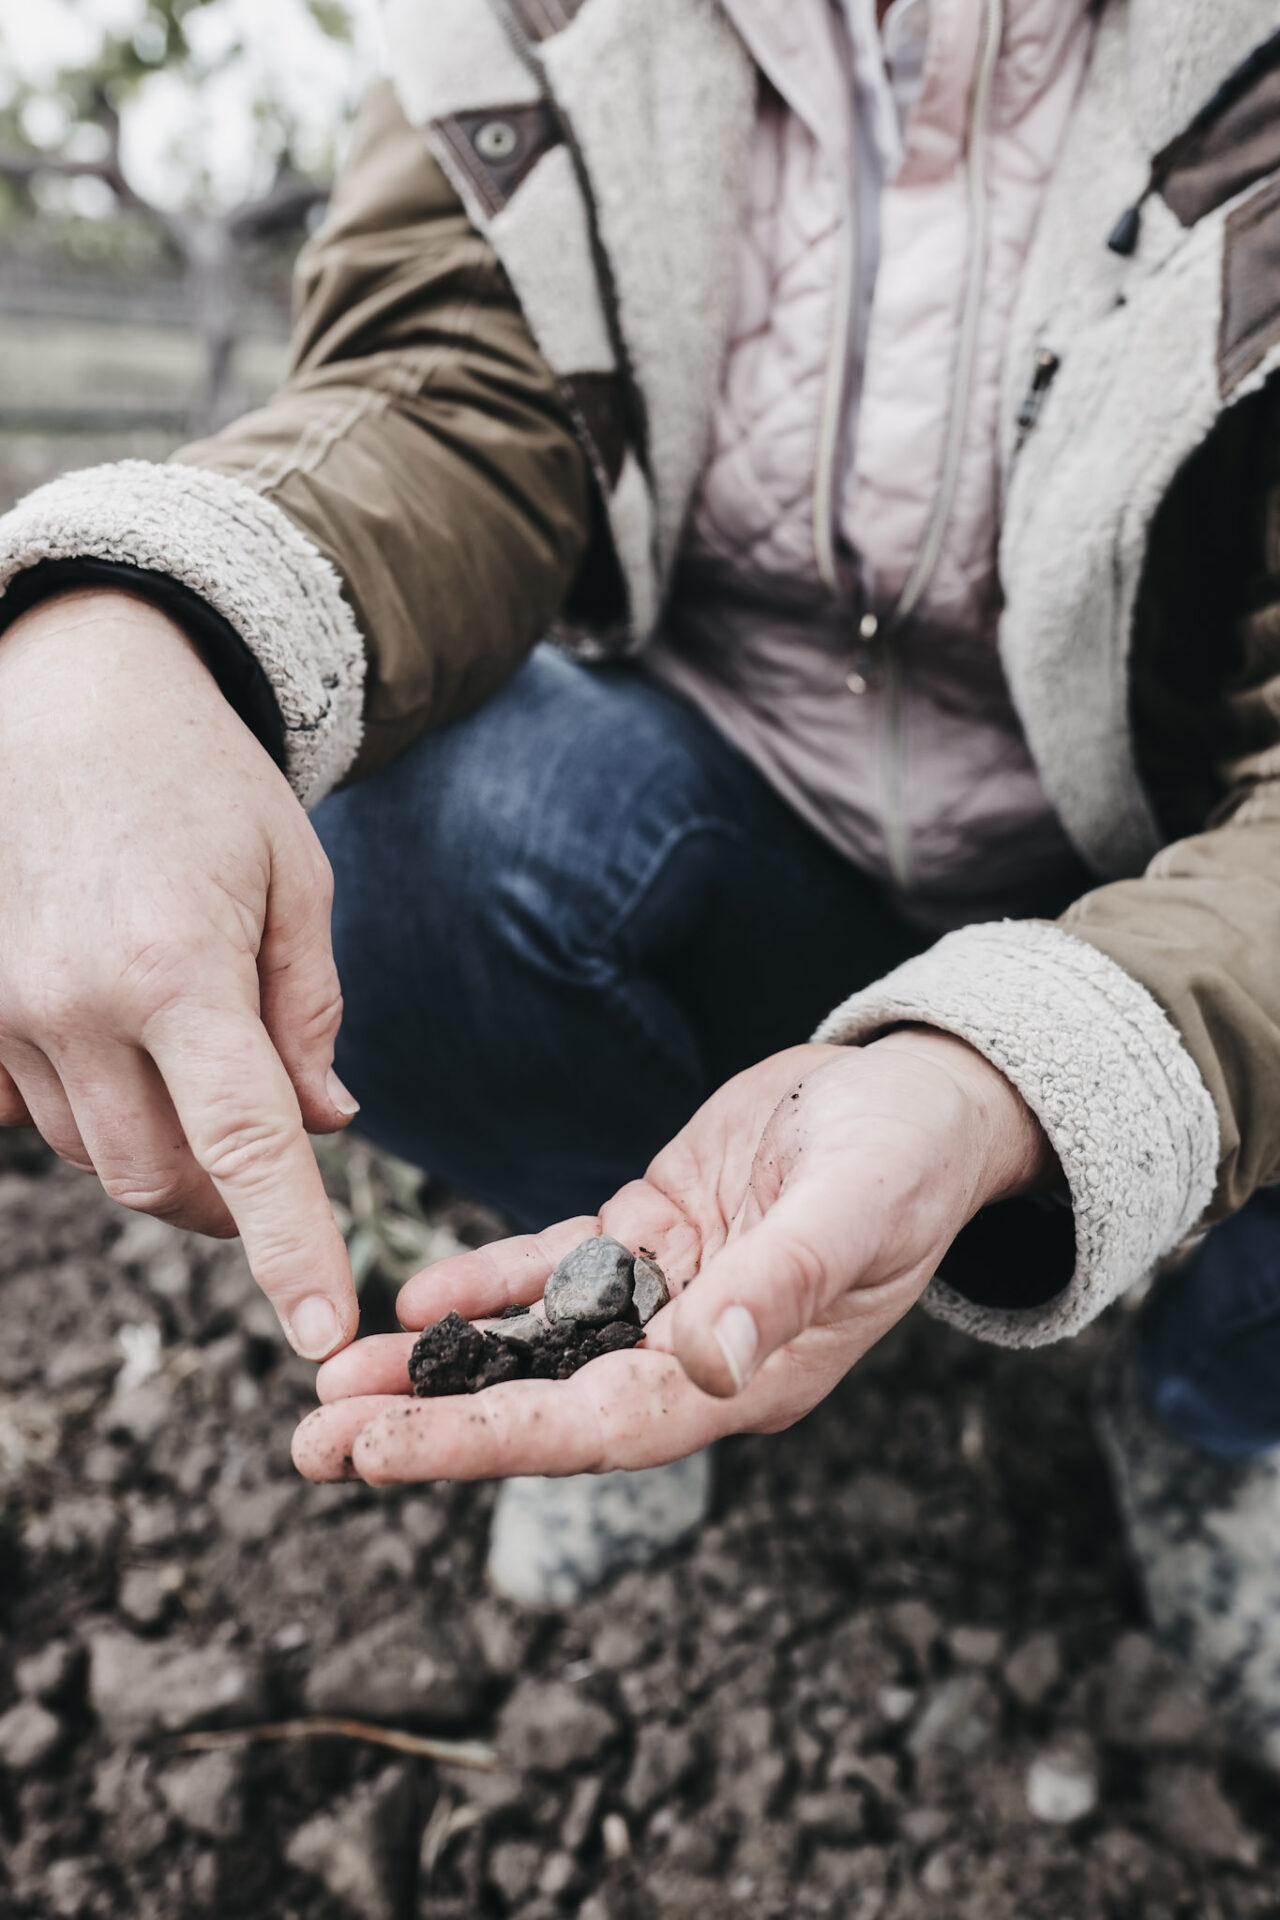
[813,192,858,596]
[869,0,1007,894]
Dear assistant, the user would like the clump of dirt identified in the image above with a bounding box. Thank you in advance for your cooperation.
[409,1238,668,1398]
[408,1311,645,1398]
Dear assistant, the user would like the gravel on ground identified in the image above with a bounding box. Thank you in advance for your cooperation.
[1,1129,1277,1919]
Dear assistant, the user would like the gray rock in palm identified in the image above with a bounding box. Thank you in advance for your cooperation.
[544,1235,636,1326]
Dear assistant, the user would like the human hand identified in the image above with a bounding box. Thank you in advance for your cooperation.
[0,589,359,1359]
[293,1029,1054,1480]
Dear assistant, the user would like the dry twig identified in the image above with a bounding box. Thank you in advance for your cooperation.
[175,1717,498,1769]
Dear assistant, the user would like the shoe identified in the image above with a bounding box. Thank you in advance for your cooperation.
[485,1452,713,1608]
[1094,1336,1280,1772]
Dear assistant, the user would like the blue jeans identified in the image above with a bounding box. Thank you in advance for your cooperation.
[313,646,1280,1459]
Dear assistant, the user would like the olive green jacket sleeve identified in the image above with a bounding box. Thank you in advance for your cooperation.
[0,82,595,803]
[177,80,593,787]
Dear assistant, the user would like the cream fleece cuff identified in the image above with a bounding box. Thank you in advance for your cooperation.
[0,460,366,809]
[814,920,1221,1348]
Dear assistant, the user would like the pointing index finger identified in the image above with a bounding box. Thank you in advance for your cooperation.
[146,1002,357,1359]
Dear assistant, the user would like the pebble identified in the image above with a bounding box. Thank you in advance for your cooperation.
[631,1253,671,1325]
[0,1699,62,1772]
[490,1311,548,1348]
[499,1680,618,1773]
[488,1839,541,1904]
[88,1630,267,1740]
[118,1565,182,1629]
[1003,1630,1062,1708]
[1026,1744,1099,1825]
[15,1638,77,1703]
[948,1625,1004,1667]
[156,1750,243,1839]
[601,1812,631,1861]
[286,1765,416,1920]
[623,1722,697,1814]
[543,1237,635,1327]
[1145,1763,1260,1865]
[561,1775,604,1854]
[907,1676,992,1758]
[539,1850,577,1897]
[304,1611,484,1728]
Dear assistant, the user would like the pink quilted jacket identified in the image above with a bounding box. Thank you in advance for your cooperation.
[647,0,1096,917]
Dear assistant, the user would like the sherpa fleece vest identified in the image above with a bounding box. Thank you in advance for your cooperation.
[386,0,1280,884]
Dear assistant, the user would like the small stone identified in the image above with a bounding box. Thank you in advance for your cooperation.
[888,1599,941,1666]
[304,1611,483,1728]
[901,1807,951,1845]
[488,1839,542,1904]
[157,1750,242,1839]
[539,1850,576,1897]
[286,1765,417,1920]
[1026,1742,1099,1825]
[631,1253,670,1325]
[15,1638,77,1703]
[489,1312,547,1348]
[469,1597,534,1680]
[876,1686,918,1724]
[1145,1763,1260,1865]
[907,1676,992,1758]
[0,1699,61,1772]
[561,1775,604,1853]
[947,1625,1003,1667]
[89,1630,268,1741]
[119,1565,182,1629]
[601,1812,631,1860]
[1101,1632,1217,1751]
[793,1789,867,1840]
[543,1236,635,1327]
[91,1748,168,1859]
[25,1496,118,1561]
[213,1481,296,1545]
[1003,1631,1062,1708]
[399,1498,448,1550]
[623,1722,697,1814]
[42,1857,97,1918]
[920,1849,954,1894]
[498,1680,618,1773]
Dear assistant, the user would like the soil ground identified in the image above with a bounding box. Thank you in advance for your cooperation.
[1,1127,1278,1920]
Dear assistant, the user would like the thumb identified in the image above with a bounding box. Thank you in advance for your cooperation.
[258,831,358,1136]
[672,1192,844,1398]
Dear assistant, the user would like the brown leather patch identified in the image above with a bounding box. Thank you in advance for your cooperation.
[432,104,561,220]
[1160,62,1280,227]
[563,371,628,489]
[1221,174,1280,393]
[507,0,586,43]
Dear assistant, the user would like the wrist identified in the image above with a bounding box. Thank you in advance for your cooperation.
[0,586,202,666]
[865,1026,1058,1208]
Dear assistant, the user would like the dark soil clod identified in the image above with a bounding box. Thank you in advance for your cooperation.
[408,1309,644,1397]
[409,1239,670,1397]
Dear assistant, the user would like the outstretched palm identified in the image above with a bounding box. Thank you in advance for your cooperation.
[292,1031,1050,1484]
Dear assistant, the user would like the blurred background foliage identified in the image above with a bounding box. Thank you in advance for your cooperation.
[0,0,381,488]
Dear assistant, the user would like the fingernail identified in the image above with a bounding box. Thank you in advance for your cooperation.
[326,1068,360,1118]
[713,1304,759,1393]
[290,1294,344,1360]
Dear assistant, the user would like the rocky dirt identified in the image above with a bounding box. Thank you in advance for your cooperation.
[1,1126,1278,1920]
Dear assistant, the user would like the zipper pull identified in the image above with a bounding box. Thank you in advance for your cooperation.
[1016,349,1061,439]
[1107,202,1143,256]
